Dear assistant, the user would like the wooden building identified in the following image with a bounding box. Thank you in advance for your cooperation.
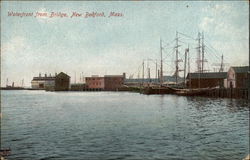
[227,66,249,89]
[31,73,55,89]
[186,72,227,89]
[54,72,70,91]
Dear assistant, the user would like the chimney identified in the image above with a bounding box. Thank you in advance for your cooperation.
[123,72,126,79]
[55,72,57,76]
[49,73,51,77]
[45,73,47,77]
[39,73,41,77]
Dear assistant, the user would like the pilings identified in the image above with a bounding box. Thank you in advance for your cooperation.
[205,88,248,99]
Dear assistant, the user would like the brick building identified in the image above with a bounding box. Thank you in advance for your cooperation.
[85,76,105,90]
[104,75,124,91]
[85,73,125,91]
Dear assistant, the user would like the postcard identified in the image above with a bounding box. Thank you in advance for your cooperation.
[1,1,249,160]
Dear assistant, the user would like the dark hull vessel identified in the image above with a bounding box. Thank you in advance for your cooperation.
[141,86,175,95]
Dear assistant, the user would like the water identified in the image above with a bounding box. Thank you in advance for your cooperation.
[1,90,249,160]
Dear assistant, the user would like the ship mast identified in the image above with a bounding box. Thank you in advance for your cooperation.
[201,32,205,73]
[219,54,224,72]
[184,47,189,87]
[175,31,179,84]
[160,38,163,85]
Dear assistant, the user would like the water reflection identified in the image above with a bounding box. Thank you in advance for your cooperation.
[1,91,249,160]
[186,96,249,112]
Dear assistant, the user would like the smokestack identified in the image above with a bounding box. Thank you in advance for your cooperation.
[39,73,41,77]
[45,73,47,77]
[123,73,126,79]
[55,72,57,76]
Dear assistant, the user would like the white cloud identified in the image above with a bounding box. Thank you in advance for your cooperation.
[1,36,27,55]
[198,3,249,66]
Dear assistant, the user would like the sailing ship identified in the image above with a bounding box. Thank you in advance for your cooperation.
[140,31,224,96]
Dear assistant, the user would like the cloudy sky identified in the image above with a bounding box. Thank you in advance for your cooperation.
[1,1,249,87]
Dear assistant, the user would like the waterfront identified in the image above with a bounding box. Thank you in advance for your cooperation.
[1,90,249,160]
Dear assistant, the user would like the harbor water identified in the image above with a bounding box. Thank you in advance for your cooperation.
[1,90,249,160]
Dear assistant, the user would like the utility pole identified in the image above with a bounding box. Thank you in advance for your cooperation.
[160,38,163,85]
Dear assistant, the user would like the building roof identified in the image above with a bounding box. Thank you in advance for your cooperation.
[56,72,70,78]
[104,75,124,78]
[32,72,70,81]
[231,66,249,73]
[187,72,227,79]
[32,77,55,81]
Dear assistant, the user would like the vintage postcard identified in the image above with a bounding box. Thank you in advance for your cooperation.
[0,1,249,160]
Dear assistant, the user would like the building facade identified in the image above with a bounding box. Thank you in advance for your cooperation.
[85,73,125,91]
[31,72,70,91]
[104,75,124,91]
[227,66,249,89]
[85,76,105,90]
[31,74,55,89]
[186,72,227,89]
[54,72,70,91]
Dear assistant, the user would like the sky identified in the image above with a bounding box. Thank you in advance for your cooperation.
[1,1,249,87]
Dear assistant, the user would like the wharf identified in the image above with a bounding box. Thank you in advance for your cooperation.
[139,85,249,100]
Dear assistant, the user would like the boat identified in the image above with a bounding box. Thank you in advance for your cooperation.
[172,87,214,96]
[141,85,175,95]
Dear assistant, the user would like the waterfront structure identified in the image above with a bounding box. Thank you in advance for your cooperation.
[104,74,125,91]
[85,73,125,91]
[186,72,227,89]
[31,73,55,89]
[124,75,183,85]
[70,83,87,91]
[54,72,70,91]
[31,72,70,91]
[85,76,105,90]
[227,66,249,89]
